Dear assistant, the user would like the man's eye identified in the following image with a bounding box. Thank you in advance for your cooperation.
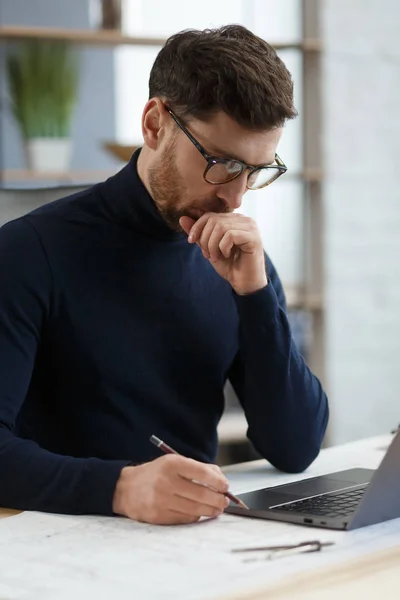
[225,161,242,174]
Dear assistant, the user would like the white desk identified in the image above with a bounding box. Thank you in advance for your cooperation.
[0,434,398,600]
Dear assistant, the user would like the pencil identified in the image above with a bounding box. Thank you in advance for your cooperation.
[150,434,249,510]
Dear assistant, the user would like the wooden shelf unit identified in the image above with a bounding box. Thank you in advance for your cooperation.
[0,25,322,52]
[0,169,117,183]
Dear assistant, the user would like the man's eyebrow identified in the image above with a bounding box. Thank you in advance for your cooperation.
[206,143,275,166]
[206,143,244,162]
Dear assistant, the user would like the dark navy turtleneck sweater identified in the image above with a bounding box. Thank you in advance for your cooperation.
[0,151,328,515]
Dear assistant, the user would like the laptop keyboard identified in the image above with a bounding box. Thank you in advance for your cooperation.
[271,486,367,518]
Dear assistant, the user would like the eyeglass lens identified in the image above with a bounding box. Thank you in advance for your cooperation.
[205,160,281,189]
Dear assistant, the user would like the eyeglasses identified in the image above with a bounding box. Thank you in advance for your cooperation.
[166,107,287,190]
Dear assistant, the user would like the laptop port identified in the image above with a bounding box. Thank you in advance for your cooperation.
[303,518,313,524]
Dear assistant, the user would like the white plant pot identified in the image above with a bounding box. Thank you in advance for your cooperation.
[25,138,72,172]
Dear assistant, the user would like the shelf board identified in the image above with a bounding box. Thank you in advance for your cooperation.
[0,26,166,47]
[0,169,116,184]
[285,287,323,311]
[0,26,322,51]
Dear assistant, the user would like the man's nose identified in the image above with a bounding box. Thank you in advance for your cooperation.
[216,173,248,210]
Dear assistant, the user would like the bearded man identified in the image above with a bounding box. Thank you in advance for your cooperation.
[0,25,328,524]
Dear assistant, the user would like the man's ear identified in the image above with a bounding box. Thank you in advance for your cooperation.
[141,98,168,150]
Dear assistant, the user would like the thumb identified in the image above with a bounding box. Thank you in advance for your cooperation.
[179,216,196,236]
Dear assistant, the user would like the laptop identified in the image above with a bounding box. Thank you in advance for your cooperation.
[225,431,400,530]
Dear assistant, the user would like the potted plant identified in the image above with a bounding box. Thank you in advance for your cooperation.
[6,40,80,172]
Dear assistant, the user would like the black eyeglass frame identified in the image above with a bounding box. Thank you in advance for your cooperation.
[166,107,287,190]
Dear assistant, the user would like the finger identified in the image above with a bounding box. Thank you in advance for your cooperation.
[218,230,235,258]
[165,511,201,525]
[174,477,229,511]
[198,218,217,259]
[219,230,258,258]
[179,216,196,236]
[170,494,226,518]
[207,222,225,261]
[190,213,255,243]
[144,510,200,525]
[209,464,224,473]
[175,457,229,493]
[187,213,217,243]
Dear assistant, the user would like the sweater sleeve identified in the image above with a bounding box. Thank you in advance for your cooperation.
[227,254,329,473]
[0,218,128,515]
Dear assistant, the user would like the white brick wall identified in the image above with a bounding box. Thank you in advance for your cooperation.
[322,0,400,443]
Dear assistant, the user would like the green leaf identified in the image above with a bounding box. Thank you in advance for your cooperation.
[6,40,80,139]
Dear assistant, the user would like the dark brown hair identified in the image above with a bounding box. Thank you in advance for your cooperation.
[149,24,297,130]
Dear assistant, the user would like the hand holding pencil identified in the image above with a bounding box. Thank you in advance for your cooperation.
[150,435,248,510]
[112,435,246,525]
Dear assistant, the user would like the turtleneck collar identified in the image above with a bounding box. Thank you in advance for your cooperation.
[99,148,185,241]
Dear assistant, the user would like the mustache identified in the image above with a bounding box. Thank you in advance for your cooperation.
[198,198,233,214]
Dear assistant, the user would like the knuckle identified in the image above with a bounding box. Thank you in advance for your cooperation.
[220,477,229,491]
[210,464,222,474]
[219,495,229,510]
[198,463,213,480]
[211,504,224,517]
[216,480,227,494]
[251,220,260,233]
[162,453,180,469]
[214,476,229,493]
[243,215,254,226]
[214,492,228,512]
[187,456,204,471]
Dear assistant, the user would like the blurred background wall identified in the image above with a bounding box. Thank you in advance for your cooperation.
[0,0,399,458]
[0,0,117,171]
[323,0,400,443]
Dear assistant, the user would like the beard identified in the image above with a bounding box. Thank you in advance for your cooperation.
[148,139,231,232]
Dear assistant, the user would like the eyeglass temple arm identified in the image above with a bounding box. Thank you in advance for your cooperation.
[166,109,211,161]
[274,154,287,170]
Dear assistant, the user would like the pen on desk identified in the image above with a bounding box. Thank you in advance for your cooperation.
[150,434,249,510]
